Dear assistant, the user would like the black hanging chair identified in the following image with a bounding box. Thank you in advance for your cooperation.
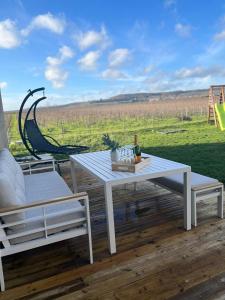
[18,87,89,159]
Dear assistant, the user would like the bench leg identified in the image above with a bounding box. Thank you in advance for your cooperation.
[0,256,5,292]
[70,159,78,193]
[184,171,191,230]
[191,190,197,227]
[217,186,224,219]
[123,184,128,190]
[84,198,93,264]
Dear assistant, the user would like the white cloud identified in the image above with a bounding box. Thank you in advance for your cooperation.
[142,64,155,75]
[143,64,225,92]
[46,46,74,67]
[164,0,176,7]
[214,15,225,40]
[214,30,225,41]
[0,19,21,49]
[145,73,209,92]
[0,82,7,89]
[45,67,68,88]
[109,48,131,67]
[59,45,74,60]
[101,68,126,79]
[197,39,225,66]
[21,13,65,36]
[74,26,110,50]
[175,65,225,79]
[45,46,74,88]
[175,23,192,38]
[175,66,205,79]
[78,51,100,70]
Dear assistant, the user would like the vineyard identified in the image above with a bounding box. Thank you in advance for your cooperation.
[5,96,225,182]
[6,96,207,141]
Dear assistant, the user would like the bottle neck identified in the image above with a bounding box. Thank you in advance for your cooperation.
[134,134,138,145]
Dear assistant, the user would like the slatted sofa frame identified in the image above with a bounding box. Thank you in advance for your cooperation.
[151,177,224,227]
[0,159,93,292]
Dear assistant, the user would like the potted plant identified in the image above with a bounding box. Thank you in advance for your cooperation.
[102,134,120,162]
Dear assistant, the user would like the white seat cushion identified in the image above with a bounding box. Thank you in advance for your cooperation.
[152,172,219,194]
[24,171,73,202]
[10,171,85,245]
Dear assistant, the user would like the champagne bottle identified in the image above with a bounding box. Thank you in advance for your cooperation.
[134,134,141,162]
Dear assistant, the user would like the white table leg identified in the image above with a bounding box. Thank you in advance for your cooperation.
[183,170,191,230]
[104,183,116,254]
[217,185,224,219]
[70,159,78,193]
[191,190,197,227]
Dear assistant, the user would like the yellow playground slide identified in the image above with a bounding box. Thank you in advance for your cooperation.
[215,103,225,131]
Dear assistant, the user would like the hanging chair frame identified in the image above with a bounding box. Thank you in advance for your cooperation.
[18,87,89,159]
[18,87,46,159]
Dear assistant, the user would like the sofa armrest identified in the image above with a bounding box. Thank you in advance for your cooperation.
[19,159,56,175]
[0,192,90,247]
[0,192,88,215]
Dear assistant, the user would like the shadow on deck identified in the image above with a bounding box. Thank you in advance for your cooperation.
[0,162,224,300]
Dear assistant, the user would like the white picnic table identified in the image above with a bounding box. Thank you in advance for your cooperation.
[70,150,191,254]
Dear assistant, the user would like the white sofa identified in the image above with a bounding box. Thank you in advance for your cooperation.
[0,148,93,291]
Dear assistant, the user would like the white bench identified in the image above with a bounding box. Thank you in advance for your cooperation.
[0,148,93,291]
[151,172,224,226]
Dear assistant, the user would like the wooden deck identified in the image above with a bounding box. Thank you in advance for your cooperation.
[0,162,225,299]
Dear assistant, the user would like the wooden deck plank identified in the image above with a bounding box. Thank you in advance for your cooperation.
[57,222,225,300]
[0,162,224,299]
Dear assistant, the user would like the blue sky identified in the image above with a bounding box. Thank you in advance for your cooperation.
[1,0,225,110]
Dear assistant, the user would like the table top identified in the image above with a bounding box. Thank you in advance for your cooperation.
[70,151,191,185]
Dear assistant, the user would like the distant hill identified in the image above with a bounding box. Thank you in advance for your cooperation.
[107,89,208,103]
[7,88,208,113]
[63,88,208,107]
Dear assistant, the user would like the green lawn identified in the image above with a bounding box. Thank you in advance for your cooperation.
[8,114,225,183]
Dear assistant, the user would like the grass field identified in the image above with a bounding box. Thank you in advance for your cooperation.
[6,99,225,183]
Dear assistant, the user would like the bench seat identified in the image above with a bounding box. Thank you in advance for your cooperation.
[152,172,219,193]
[151,172,224,226]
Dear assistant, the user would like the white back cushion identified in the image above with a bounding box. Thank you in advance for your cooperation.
[0,148,25,199]
[0,149,25,229]
[0,174,24,222]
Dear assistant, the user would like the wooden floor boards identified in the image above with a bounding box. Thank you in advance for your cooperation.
[0,162,225,299]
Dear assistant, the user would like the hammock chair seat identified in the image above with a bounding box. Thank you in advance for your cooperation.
[25,119,89,156]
